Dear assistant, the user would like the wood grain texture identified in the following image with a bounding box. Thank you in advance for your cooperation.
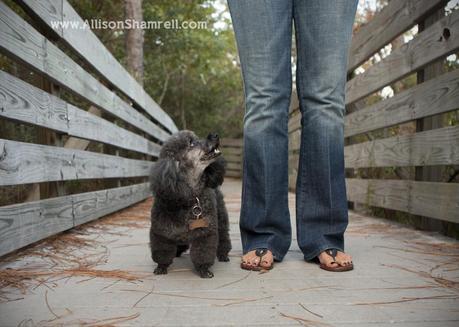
[0,2,170,142]
[344,125,459,168]
[0,195,74,257]
[0,139,153,186]
[223,154,242,164]
[0,183,150,256]
[344,69,459,137]
[221,147,242,156]
[73,183,150,225]
[0,71,159,156]
[221,138,243,148]
[67,104,160,157]
[348,0,447,72]
[288,109,301,133]
[346,178,459,223]
[17,0,177,134]
[346,9,459,105]
[226,162,242,171]
[0,71,68,132]
[225,170,241,178]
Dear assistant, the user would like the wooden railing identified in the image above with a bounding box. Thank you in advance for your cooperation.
[221,138,243,178]
[289,0,459,225]
[0,0,177,256]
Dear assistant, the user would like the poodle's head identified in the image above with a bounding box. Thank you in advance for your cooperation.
[160,130,222,171]
[150,130,226,208]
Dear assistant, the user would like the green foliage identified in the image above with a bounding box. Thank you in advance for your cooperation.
[69,0,244,137]
[142,0,243,137]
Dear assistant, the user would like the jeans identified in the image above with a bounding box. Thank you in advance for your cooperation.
[227,0,358,261]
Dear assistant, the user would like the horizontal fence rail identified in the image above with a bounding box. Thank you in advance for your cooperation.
[17,0,178,134]
[0,71,160,157]
[0,1,176,256]
[346,7,459,105]
[0,139,154,186]
[0,183,150,257]
[221,138,243,178]
[0,2,170,142]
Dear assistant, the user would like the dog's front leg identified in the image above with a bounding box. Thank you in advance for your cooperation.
[190,234,217,278]
[150,233,176,275]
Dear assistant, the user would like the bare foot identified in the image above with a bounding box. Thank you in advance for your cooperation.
[241,249,273,269]
[318,250,353,269]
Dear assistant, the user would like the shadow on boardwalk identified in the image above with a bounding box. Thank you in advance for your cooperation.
[0,178,458,326]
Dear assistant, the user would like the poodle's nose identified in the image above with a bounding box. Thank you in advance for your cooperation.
[207,133,219,141]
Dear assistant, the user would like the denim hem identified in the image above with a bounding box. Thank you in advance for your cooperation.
[302,244,345,261]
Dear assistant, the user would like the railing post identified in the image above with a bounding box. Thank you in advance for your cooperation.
[414,8,447,231]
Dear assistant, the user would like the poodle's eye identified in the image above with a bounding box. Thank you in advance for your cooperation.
[189,140,195,147]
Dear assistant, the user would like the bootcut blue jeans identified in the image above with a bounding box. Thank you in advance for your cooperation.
[227,0,358,261]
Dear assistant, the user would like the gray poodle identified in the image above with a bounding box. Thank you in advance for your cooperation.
[149,130,232,278]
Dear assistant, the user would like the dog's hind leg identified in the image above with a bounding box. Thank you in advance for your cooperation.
[190,234,218,278]
[150,233,176,275]
[215,188,232,262]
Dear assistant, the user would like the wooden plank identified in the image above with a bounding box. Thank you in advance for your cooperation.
[67,104,160,156]
[288,129,301,152]
[348,0,448,73]
[346,9,459,105]
[346,178,459,223]
[344,125,459,168]
[0,70,159,157]
[73,183,150,225]
[344,69,459,137]
[64,106,101,150]
[289,90,299,114]
[413,10,449,231]
[0,195,74,257]
[0,139,153,186]
[221,147,242,156]
[0,183,150,256]
[225,170,241,178]
[0,2,170,142]
[221,138,243,148]
[223,156,242,165]
[17,0,177,134]
[226,162,241,171]
[288,109,301,133]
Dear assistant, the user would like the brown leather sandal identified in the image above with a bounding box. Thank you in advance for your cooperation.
[240,248,274,271]
[317,249,353,272]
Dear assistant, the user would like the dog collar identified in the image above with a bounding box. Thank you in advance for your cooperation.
[189,197,209,230]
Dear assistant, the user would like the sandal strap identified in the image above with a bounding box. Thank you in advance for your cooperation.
[255,248,268,258]
[325,248,338,263]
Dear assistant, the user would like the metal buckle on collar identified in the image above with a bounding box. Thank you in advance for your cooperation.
[191,197,203,219]
[188,197,209,230]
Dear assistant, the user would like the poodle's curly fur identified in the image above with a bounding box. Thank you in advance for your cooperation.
[149,130,232,278]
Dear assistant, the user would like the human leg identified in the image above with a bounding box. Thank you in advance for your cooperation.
[227,0,294,263]
[293,0,358,265]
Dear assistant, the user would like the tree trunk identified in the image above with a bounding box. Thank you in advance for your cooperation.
[124,0,144,85]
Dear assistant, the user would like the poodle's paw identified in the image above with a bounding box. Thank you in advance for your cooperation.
[198,269,214,278]
[196,265,214,278]
[217,254,230,262]
[154,265,168,275]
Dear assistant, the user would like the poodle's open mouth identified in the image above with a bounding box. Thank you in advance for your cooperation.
[200,145,221,161]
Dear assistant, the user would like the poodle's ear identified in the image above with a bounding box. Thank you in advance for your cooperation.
[203,156,226,188]
[150,159,193,206]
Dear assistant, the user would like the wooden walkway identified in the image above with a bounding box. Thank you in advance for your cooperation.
[0,178,458,326]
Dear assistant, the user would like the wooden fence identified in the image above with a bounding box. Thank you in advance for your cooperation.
[0,0,177,256]
[221,138,243,178]
[289,0,459,225]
